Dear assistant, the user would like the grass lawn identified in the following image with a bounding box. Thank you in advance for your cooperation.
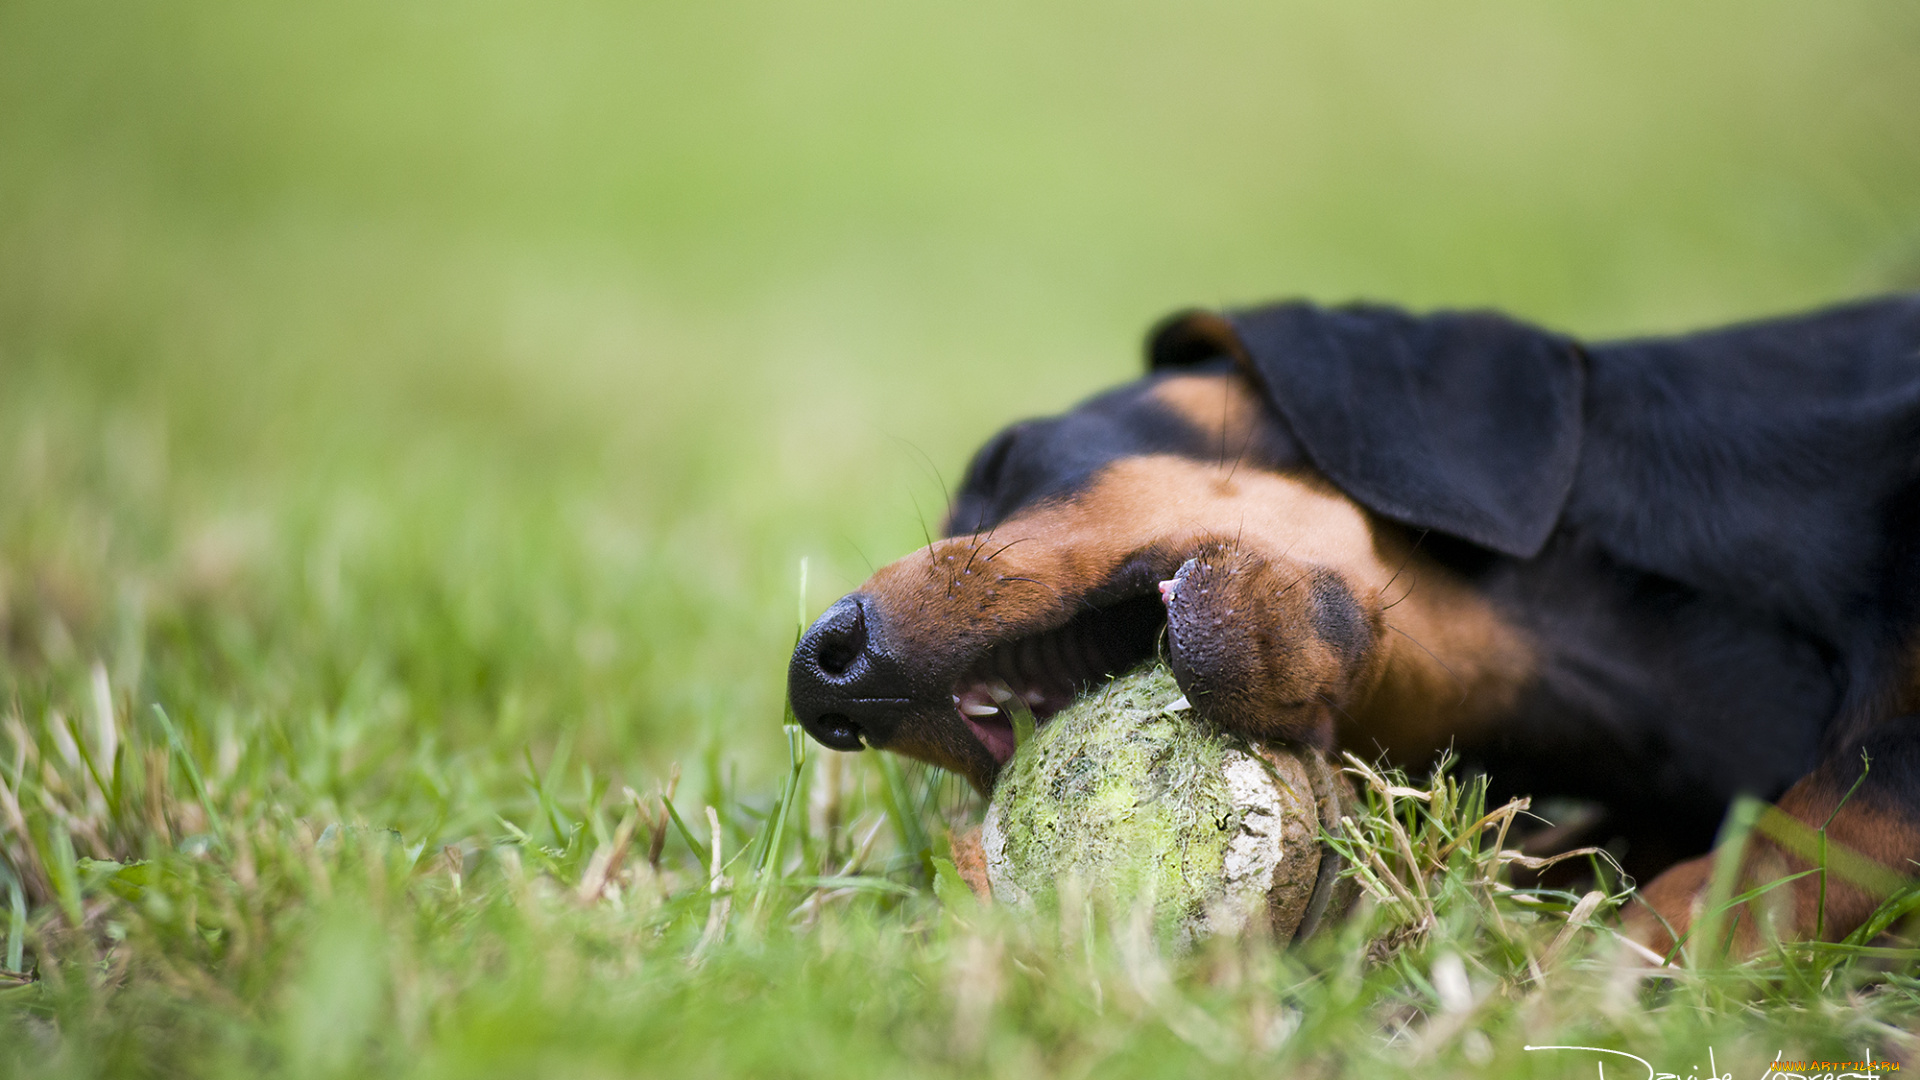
[4,1,1920,1075]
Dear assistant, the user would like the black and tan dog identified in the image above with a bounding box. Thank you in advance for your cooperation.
[788,296,1920,951]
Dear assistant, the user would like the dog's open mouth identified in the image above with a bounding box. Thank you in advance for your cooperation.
[948,592,1167,764]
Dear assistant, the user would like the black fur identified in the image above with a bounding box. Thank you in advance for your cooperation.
[958,295,1920,875]
[946,358,1305,535]
[1159,302,1587,559]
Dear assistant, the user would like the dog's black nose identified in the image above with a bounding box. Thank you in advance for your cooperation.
[789,594,905,752]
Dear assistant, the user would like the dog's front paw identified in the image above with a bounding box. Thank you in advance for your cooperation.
[1159,546,1379,749]
[1625,844,1808,963]
[1622,855,1713,961]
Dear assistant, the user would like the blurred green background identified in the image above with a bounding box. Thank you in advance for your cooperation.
[3,0,1919,801]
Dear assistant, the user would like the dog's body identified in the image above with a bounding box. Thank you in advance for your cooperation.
[789,295,1920,950]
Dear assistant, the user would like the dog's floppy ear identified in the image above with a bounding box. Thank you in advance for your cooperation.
[1148,309,1251,370]
[1150,301,1585,558]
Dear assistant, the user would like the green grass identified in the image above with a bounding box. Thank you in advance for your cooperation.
[4,1,1920,1075]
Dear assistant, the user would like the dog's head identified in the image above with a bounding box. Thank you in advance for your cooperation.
[788,303,1583,793]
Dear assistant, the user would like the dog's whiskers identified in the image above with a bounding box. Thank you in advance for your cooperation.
[984,536,1031,563]
[1374,529,1430,606]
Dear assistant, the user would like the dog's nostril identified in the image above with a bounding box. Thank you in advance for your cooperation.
[810,714,866,752]
[809,598,868,678]
[817,636,859,677]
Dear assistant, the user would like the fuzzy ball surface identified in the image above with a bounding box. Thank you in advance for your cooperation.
[981,663,1326,945]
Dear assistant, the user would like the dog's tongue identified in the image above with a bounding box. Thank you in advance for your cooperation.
[964,714,1018,764]
[956,683,1027,764]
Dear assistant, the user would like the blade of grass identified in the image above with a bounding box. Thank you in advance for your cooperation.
[495,816,531,845]
[2,864,24,971]
[67,711,119,823]
[872,752,929,879]
[660,792,710,876]
[581,763,610,850]
[1006,695,1036,749]
[692,805,731,961]
[781,875,919,898]
[751,724,807,915]
[40,823,82,928]
[796,557,809,637]
[1815,749,1872,940]
[151,704,223,845]
[1844,878,1920,946]
[1675,795,1762,967]
[1752,801,1910,897]
[523,744,573,850]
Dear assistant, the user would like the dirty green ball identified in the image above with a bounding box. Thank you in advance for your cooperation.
[981,663,1342,946]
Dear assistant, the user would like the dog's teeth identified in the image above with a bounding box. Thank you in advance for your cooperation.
[959,702,1000,717]
[986,682,1015,704]
[1159,578,1179,599]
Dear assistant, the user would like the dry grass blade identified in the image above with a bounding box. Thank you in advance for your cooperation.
[1330,752,1628,970]
[692,806,732,964]
[576,806,640,903]
[1537,889,1607,972]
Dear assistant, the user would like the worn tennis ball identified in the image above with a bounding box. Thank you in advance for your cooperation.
[979,663,1349,946]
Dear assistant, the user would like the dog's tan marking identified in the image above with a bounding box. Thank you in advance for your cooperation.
[1354,543,1535,763]
[1629,778,1920,956]
[864,455,1534,766]
[1151,373,1269,452]
[1775,790,1920,932]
